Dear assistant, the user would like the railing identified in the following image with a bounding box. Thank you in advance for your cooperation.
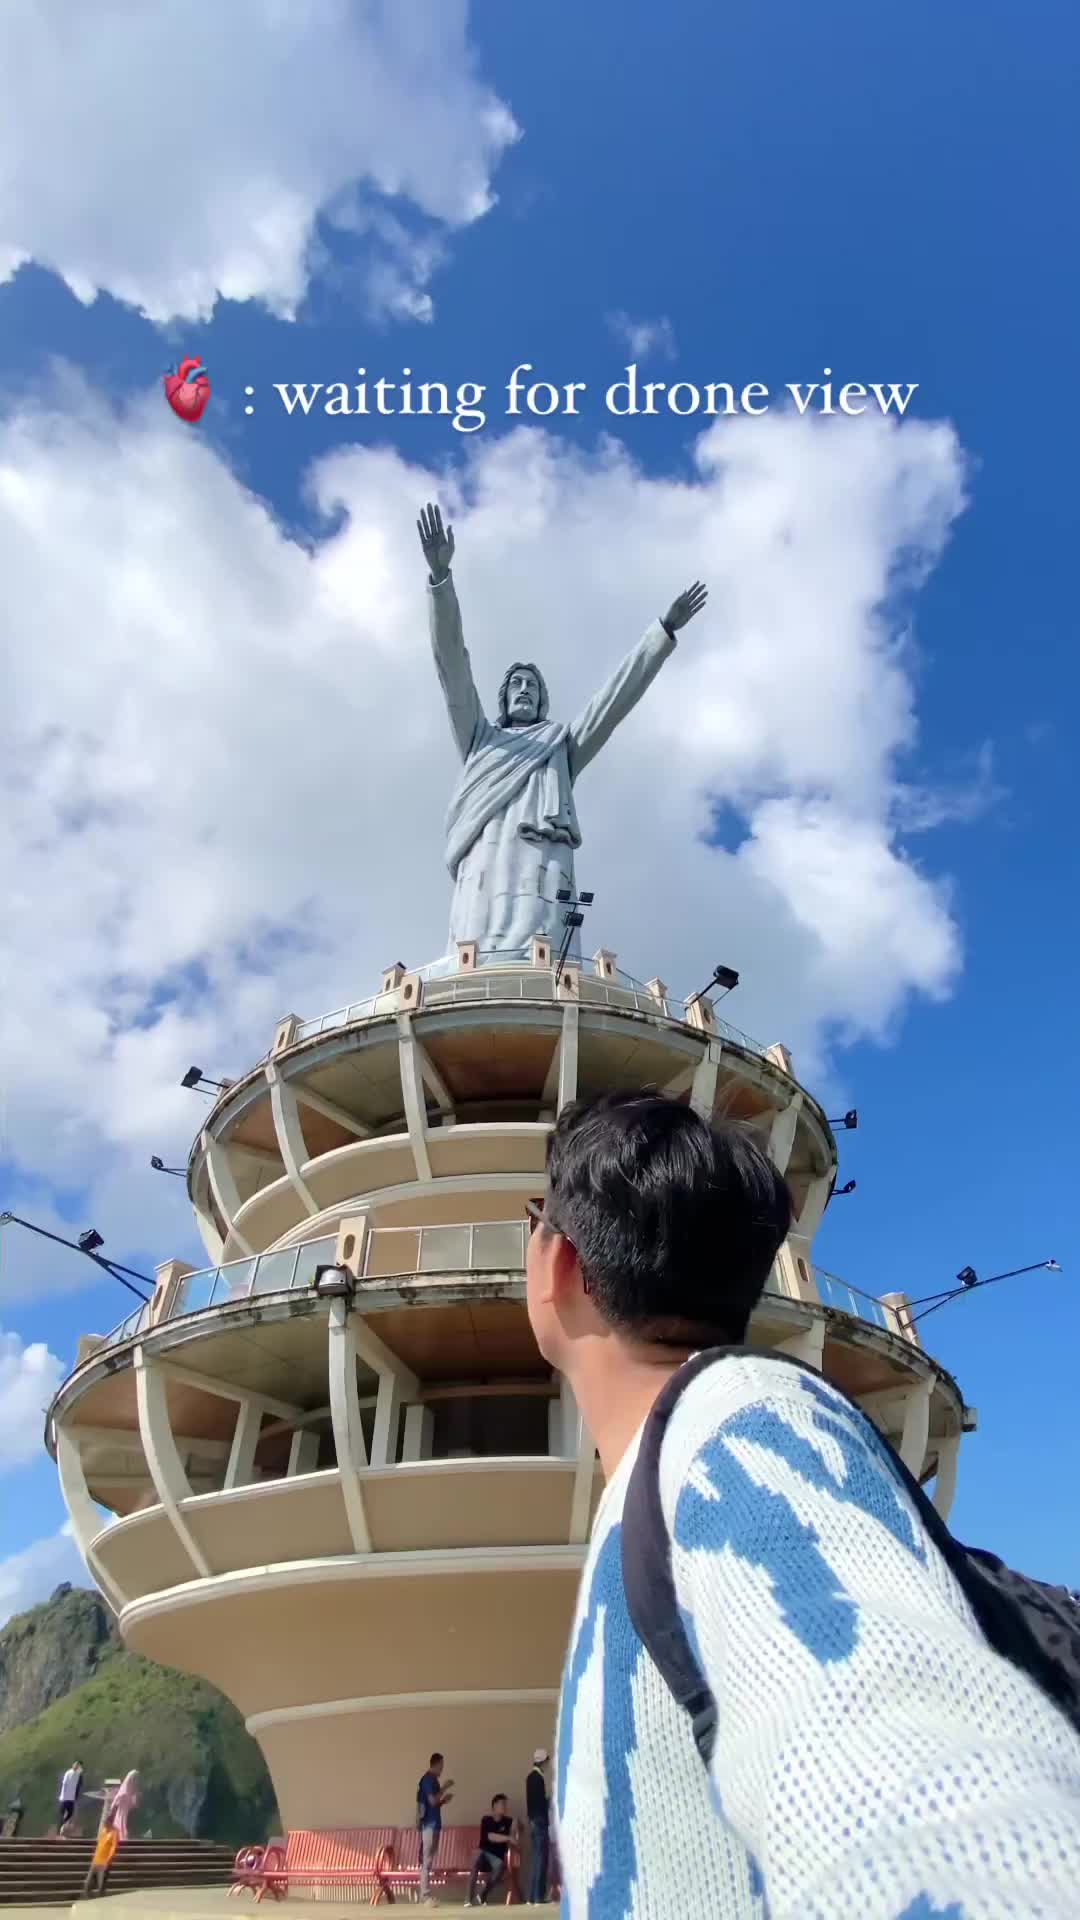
[813,1267,890,1332]
[97,1225,894,1348]
[290,953,767,1058]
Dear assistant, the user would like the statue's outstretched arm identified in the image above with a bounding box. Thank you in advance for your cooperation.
[568,583,706,779]
[419,502,485,760]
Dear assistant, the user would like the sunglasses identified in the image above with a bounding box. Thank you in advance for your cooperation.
[525,1198,591,1293]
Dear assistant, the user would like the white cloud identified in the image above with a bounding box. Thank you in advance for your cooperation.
[0,1329,64,1469]
[0,0,518,323]
[607,313,677,360]
[0,1520,86,1628]
[1,380,968,1274]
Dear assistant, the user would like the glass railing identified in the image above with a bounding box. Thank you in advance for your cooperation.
[289,953,767,1058]
[98,1225,895,1349]
[813,1267,890,1331]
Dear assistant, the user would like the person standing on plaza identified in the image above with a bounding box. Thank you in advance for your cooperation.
[107,1771,138,1842]
[57,1760,83,1837]
[415,1751,453,1906]
[524,1750,550,1905]
[80,1813,118,1900]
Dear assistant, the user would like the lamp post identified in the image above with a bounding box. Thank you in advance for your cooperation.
[908,1260,1062,1326]
[553,888,594,985]
[0,1212,153,1304]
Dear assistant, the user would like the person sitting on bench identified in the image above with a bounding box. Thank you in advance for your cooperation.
[465,1794,517,1907]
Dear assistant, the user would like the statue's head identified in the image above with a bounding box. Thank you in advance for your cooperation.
[498,661,549,727]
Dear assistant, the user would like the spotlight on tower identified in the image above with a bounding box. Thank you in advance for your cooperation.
[689,962,740,1008]
[77,1228,104,1254]
[180,1066,229,1094]
[829,1109,859,1131]
[834,1181,857,1197]
[150,1156,186,1178]
[312,1263,355,1302]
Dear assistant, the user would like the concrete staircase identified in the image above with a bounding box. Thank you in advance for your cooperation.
[0,1836,237,1907]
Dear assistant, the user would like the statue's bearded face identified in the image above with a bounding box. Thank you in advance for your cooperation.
[505,668,541,724]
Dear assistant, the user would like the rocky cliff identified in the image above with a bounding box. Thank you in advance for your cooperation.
[0,1585,117,1738]
[0,1585,277,1844]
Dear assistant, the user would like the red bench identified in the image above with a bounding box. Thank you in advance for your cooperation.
[232,1825,522,1905]
[380,1824,521,1904]
[232,1830,395,1903]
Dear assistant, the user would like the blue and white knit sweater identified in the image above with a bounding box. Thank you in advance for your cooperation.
[555,1354,1080,1918]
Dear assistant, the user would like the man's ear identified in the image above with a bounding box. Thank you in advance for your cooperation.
[548,1228,585,1303]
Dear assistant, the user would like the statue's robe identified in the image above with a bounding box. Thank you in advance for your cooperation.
[430,572,676,957]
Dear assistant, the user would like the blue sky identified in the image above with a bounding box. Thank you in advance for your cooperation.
[1,0,1077,1614]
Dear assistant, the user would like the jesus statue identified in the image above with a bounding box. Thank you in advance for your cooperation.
[418,502,707,960]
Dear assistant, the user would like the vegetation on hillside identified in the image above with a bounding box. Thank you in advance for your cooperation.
[0,1588,278,1845]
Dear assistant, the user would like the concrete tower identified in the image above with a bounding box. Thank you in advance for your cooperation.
[46,939,973,1831]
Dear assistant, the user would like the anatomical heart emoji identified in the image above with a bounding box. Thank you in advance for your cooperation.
[164,354,211,423]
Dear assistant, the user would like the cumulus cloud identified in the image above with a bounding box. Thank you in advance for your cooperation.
[0,1329,64,1469]
[0,1520,86,1627]
[0,380,968,1271]
[0,0,518,323]
[607,312,678,360]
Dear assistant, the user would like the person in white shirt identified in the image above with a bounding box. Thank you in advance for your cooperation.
[57,1761,83,1837]
[526,1090,1080,1919]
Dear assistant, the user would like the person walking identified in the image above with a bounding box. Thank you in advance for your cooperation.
[57,1761,83,1837]
[415,1752,453,1907]
[80,1814,118,1900]
[464,1794,516,1907]
[527,1090,1080,1918]
[107,1771,138,1841]
[524,1751,550,1905]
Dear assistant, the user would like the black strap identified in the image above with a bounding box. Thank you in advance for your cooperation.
[622,1348,748,1764]
[622,1346,1078,1768]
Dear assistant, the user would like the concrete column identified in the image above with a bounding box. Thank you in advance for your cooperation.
[396,1015,433,1183]
[689,1041,724,1121]
[288,1429,321,1477]
[224,1398,264,1490]
[557,1003,579,1112]
[133,1347,209,1576]
[202,1130,253,1257]
[897,1377,933,1477]
[767,1093,802,1176]
[775,1320,824,1370]
[402,1405,434,1462]
[266,1063,318,1216]
[794,1172,832,1249]
[151,1258,194,1327]
[54,1424,127,1613]
[932,1431,960,1522]
[881,1292,921,1348]
[371,1372,405,1468]
[327,1302,371,1552]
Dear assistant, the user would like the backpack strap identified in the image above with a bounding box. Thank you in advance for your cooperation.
[621,1347,745,1766]
[622,1344,1080,1767]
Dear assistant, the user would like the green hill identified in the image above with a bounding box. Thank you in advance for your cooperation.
[0,1586,278,1844]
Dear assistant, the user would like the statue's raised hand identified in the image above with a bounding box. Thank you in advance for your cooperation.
[417,502,455,584]
[662,581,707,634]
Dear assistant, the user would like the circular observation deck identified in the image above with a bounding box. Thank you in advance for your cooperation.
[47,944,972,1831]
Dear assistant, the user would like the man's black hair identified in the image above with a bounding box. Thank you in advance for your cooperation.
[543,1090,792,1345]
[429,1752,443,1768]
[492,1793,508,1806]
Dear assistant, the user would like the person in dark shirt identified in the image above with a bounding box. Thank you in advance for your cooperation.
[415,1751,454,1905]
[525,1749,550,1904]
[465,1794,517,1908]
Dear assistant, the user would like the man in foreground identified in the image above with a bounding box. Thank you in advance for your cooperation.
[526,1091,1080,1918]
